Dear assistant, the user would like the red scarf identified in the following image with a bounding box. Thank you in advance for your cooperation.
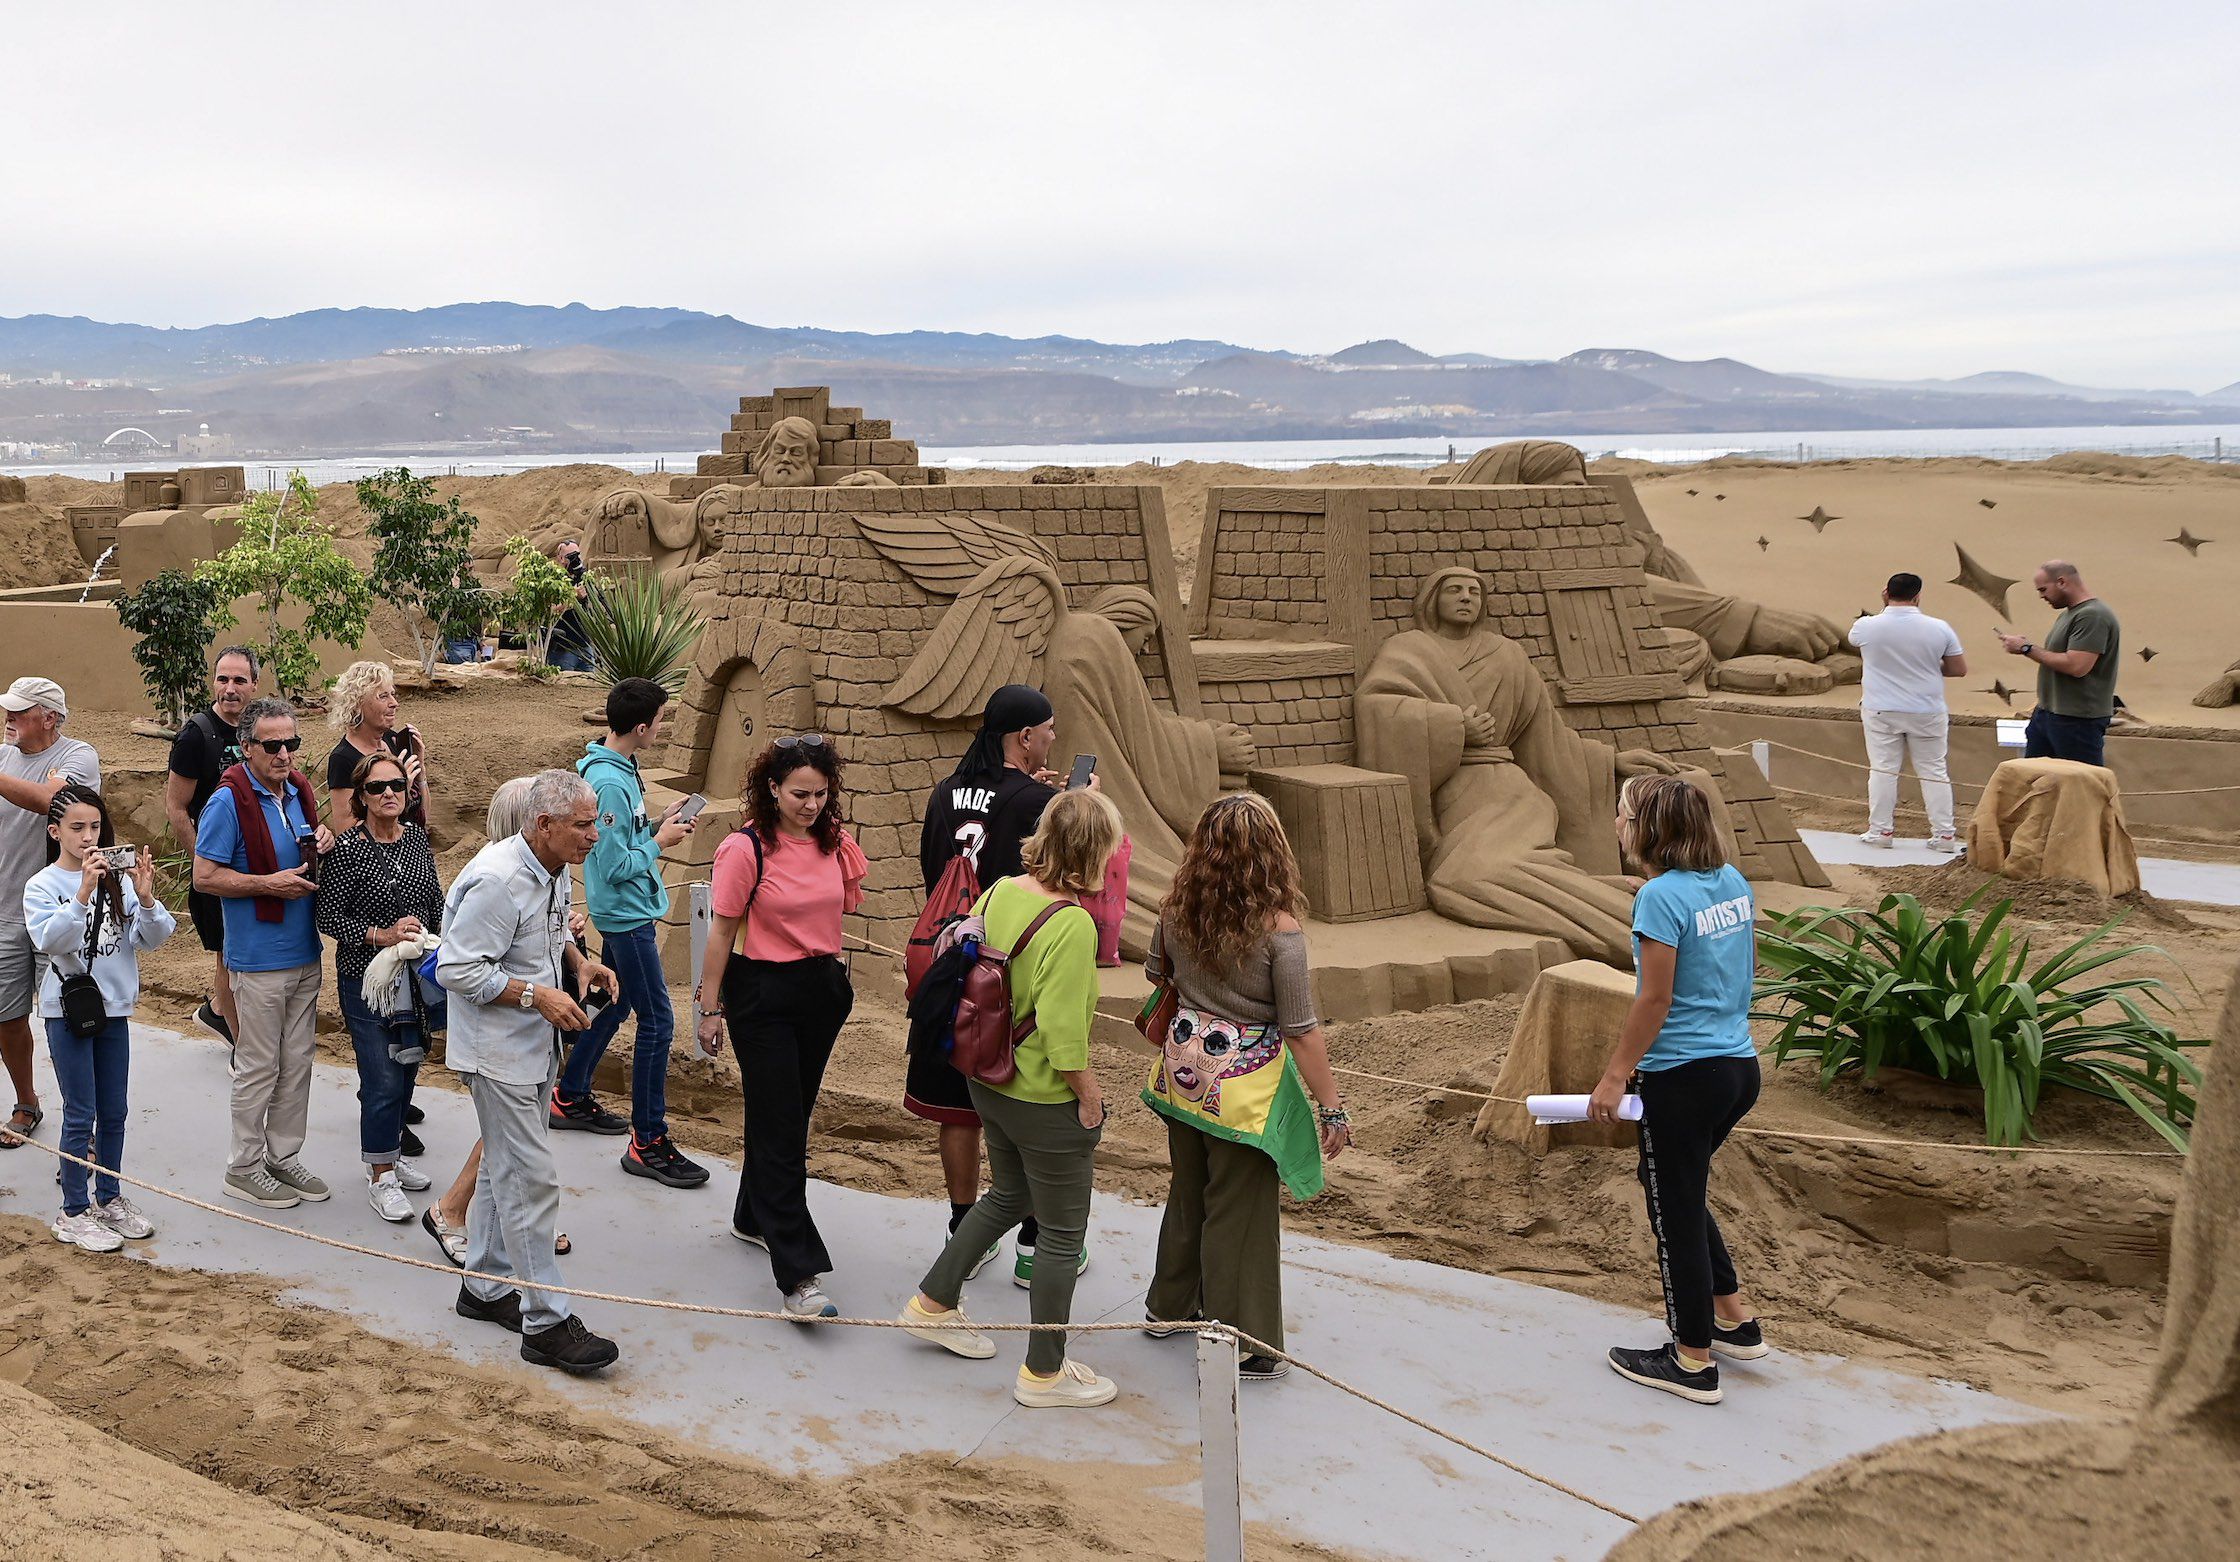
[219,762,319,923]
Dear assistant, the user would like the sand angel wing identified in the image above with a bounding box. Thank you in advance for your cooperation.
[853,510,1059,597]
[883,554,1065,720]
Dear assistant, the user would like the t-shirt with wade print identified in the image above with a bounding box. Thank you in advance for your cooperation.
[0,737,100,926]
[1630,863,1758,1071]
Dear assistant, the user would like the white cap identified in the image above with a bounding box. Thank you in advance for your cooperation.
[0,676,66,717]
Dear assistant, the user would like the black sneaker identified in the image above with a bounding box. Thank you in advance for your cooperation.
[404,1102,426,1126]
[454,1284,524,1334]
[521,1314,619,1375]
[1607,1343,1722,1404]
[622,1135,710,1188]
[1142,1311,1201,1339]
[192,1000,233,1044]
[1710,1318,1768,1361]
[1239,1354,1290,1382]
[550,1091,630,1135]
[400,1124,425,1159]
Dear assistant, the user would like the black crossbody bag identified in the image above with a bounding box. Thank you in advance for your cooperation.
[58,890,109,1039]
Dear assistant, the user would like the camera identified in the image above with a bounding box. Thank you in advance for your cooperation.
[105,845,138,873]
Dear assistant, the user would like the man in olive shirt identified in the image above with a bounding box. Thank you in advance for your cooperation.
[1998,560,2120,766]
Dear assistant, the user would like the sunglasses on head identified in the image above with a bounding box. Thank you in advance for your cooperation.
[255,737,303,755]
[773,733,828,753]
[362,777,409,796]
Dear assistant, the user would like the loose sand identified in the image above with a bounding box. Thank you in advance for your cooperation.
[6,454,2236,1554]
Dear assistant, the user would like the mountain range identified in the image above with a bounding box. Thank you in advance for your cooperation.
[2,304,2233,457]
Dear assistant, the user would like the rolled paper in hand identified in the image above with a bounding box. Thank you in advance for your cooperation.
[1526,1093,1643,1124]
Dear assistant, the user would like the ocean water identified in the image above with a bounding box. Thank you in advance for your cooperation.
[9,422,2237,486]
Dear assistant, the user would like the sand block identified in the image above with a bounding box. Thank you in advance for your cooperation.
[1248,764,1426,922]
[1474,959,1640,1152]
[1968,757,2139,897]
[1707,654,1835,696]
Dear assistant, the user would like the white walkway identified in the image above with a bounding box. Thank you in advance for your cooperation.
[0,1028,2036,1561]
[1801,828,2240,907]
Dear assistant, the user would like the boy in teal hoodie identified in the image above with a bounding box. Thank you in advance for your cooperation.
[555,678,706,1188]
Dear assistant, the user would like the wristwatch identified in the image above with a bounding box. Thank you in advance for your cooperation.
[517,983,538,1011]
[2020,642,2034,655]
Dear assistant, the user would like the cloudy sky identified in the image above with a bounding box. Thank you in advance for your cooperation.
[5,0,2233,388]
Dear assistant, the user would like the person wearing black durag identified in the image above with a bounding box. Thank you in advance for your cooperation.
[908,684,1063,1277]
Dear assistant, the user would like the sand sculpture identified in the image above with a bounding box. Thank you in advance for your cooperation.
[1949,542,2021,617]
[1439,441,1848,688]
[1968,757,2141,897]
[59,465,250,583]
[2195,657,2240,708]
[1472,959,1641,1152]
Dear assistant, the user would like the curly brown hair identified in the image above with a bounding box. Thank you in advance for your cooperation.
[1162,793,1305,977]
[742,735,847,852]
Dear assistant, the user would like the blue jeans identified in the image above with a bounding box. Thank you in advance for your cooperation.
[2024,708,2111,767]
[440,636,487,664]
[337,978,423,1164]
[557,922,672,1141]
[45,1016,128,1215]
[550,643,594,673]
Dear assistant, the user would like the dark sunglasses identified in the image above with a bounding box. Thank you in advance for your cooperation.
[361,777,409,796]
[773,733,828,753]
[254,737,303,755]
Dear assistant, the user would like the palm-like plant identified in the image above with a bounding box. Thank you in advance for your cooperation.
[575,569,706,694]
[1754,890,2204,1150]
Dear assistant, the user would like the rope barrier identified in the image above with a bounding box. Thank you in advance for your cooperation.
[1718,740,2240,799]
[1,1131,1639,1526]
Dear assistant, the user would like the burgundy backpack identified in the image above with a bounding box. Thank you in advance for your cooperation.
[946,899,1077,1087]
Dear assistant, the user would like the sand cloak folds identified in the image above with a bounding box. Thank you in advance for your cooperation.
[1356,626,1636,964]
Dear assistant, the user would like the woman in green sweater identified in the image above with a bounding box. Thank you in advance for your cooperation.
[901,787,1123,1409]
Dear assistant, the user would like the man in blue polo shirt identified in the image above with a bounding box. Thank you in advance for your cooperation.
[195,697,333,1210]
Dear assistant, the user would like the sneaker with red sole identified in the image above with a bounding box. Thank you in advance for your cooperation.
[621,1134,710,1188]
[549,1092,629,1135]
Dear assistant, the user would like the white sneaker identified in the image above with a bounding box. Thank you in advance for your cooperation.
[965,1235,1003,1279]
[783,1281,839,1320]
[1013,1358,1118,1409]
[1927,834,1964,855]
[91,1195,154,1239]
[52,1210,124,1253]
[392,1157,433,1192]
[1858,828,1896,848]
[899,1296,996,1358]
[367,1172,413,1223]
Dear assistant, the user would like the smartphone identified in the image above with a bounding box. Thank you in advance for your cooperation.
[1066,754,1097,790]
[106,844,138,873]
[672,792,710,824]
[295,833,320,884]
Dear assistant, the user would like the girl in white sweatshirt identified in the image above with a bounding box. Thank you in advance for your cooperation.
[25,784,175,1252]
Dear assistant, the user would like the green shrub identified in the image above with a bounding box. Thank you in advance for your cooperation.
[113,567,225,725]
[575,568,705,694]
[194,472,373,698]
[1754,890,2204,1150]
[356,467,480,679]
[495,536,576,666]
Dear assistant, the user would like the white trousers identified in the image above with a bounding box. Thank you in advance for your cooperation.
[1862,709,1954,836]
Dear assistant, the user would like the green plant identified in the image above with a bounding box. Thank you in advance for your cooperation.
[496,536,577,666]
[1755,890,2205,1150]
[575,567,706,694]
[194,472,373,698]
[518,659,557,683]
[113,567,225,725]
[356,467,480,679]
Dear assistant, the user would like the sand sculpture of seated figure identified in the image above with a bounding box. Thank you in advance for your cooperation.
[594,415,832,599]
[1356,567,1676,965]
[2195,657,2240,709]
[1454,440,1844,680]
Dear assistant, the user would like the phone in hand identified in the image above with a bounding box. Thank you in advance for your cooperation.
[1066,755,1097,790]
[106,845,138,873]
[672,793,709,825]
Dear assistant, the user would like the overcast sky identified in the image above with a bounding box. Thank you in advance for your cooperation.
[4,0,2233,388]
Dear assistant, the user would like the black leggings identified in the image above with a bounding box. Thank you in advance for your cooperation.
[1635,1056,1760,1351]
[723,955,853,1294]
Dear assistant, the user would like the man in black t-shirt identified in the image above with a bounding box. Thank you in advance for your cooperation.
[164,646,259,1044]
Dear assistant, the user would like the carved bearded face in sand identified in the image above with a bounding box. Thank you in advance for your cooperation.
[756,417,821,488]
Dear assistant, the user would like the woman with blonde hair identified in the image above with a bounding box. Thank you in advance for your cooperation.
[901,786,1123,1409]
[1588,774,1763,1406]
[325,660,428,831]
[1141,792,1348,1379]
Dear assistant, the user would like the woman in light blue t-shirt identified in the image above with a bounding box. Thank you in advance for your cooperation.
[1587,775,1764,1407]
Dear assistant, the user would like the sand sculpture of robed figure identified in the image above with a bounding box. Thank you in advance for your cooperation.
[854,510,1251,944]
[1357,567,1683,964]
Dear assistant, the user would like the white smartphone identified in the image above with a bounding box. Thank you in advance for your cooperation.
[672,793,710,824]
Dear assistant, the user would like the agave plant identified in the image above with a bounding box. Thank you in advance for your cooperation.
[575,568,706,694]
[1754,890,2204,1150]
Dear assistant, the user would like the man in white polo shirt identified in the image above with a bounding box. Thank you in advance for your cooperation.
[1848,573,1967,852]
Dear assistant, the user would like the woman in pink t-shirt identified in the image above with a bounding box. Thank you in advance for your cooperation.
[693,735,866,1321]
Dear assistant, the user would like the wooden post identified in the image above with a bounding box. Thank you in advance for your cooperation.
[1197,1330,1246,1562]
[1751,739,1772,785]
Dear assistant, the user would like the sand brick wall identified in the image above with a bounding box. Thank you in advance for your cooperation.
[1194,640,1355,767]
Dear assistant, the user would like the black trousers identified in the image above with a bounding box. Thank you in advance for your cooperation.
[2023,707,2111,767]
[723,955,853,1294]
[1635,1055,1760,1351]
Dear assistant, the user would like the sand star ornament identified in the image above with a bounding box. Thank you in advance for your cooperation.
[1983,678,2018,706]
[2140,646,2159,663]
[1684,488,1699,496]
[2169,528,2211,555]
[1949,544,2021,617]
[1714,493,1727,501]
[1978,498,1997,509]
[1798,506,1840,532]
[1755,535,1770,551]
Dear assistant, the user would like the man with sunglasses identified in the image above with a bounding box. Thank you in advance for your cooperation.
[165,647,261,1048]
[195,697,335,1209]
[0,676,101,1149]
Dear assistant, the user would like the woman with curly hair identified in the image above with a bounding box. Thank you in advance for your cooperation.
[324,660,427,832]
[693,734,866,1321]
[1140,792,1349,1379]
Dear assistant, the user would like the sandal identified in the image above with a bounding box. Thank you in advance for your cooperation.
[0,1102,41,1149]
[420,1206,468,1267]
[555,1231,572,1256]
